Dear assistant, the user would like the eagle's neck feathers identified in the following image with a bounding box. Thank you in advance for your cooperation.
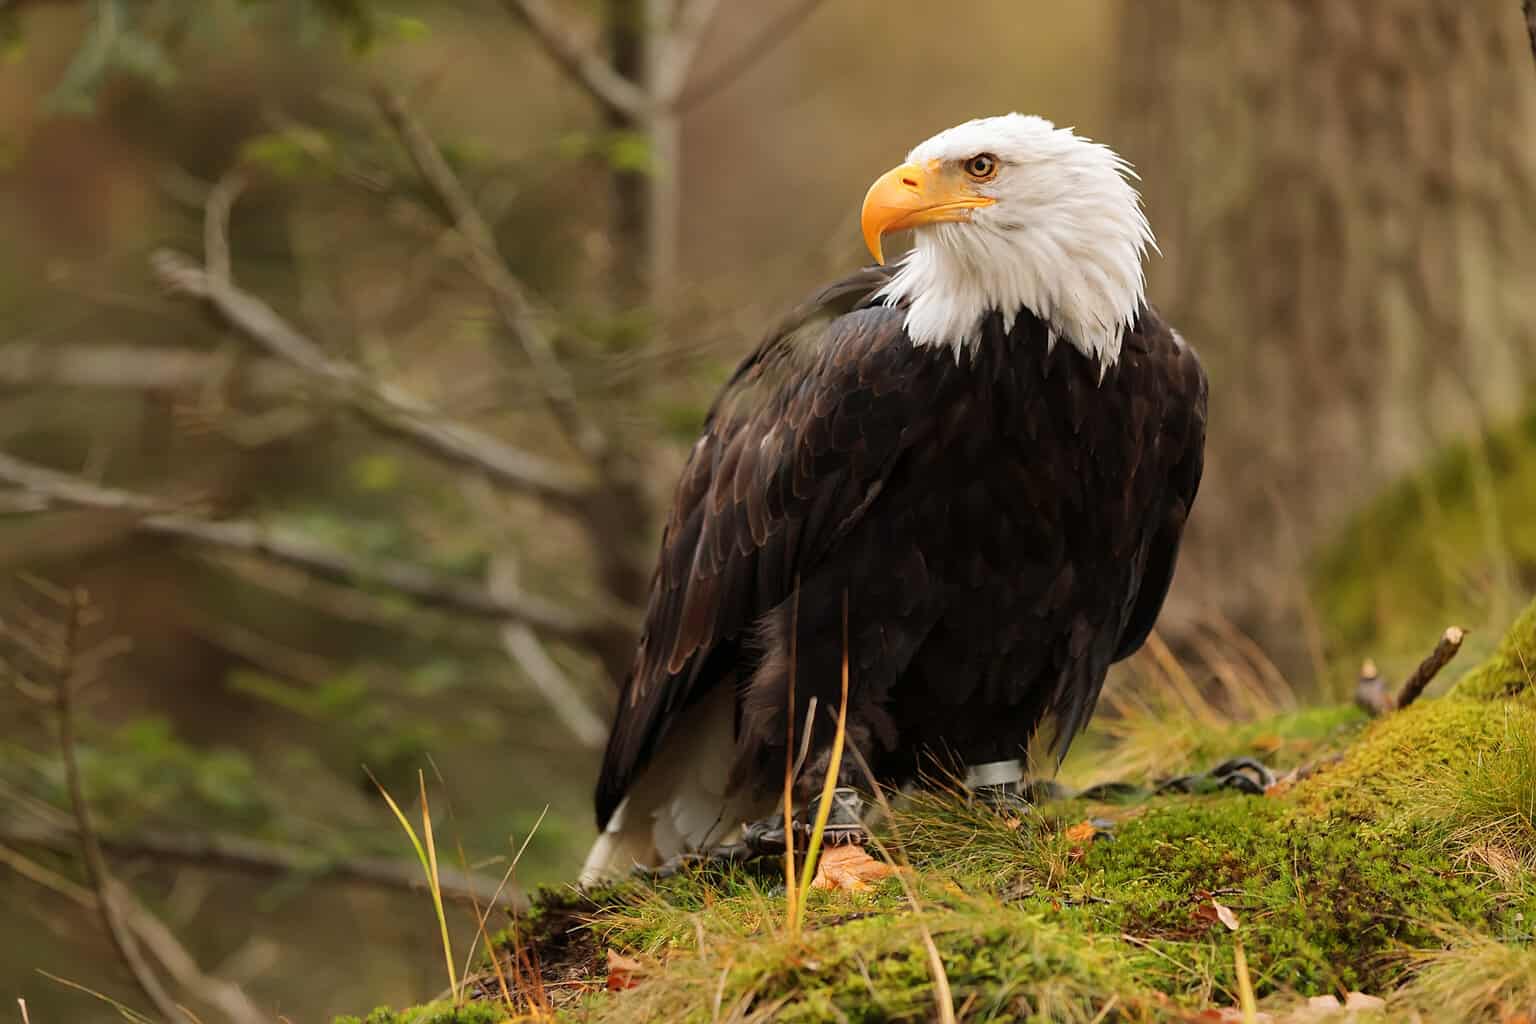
[874,121,1153,370]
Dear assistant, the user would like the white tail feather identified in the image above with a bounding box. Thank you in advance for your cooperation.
[579,688,770,886]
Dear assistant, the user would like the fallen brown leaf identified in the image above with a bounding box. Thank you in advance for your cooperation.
[605,949,645,992]
[1251,734,1283,754]
[1064,820,1098,843]
[1214,900,1241,931]
[810,845,898,892]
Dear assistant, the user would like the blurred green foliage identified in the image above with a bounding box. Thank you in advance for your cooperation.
[1312,401,1536,686]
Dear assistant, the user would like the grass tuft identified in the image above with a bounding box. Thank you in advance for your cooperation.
[371,769,459,1006]
[1393,928,1536,1022]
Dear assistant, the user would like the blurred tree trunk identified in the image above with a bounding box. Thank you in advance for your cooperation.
[1116,1,1536,662]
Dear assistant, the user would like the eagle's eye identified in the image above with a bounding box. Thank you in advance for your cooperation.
[963,154,999,182]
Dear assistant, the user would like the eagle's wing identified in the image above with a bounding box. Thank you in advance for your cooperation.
[1113,322,1208,662]
[595,267,916,827]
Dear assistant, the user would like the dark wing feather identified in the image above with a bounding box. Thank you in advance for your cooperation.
[1113,324,1208,662]
[595,268,908,827]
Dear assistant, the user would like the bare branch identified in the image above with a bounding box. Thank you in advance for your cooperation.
[204,173,245,288]
[656,0,726,103]
[1395,626,1465,710]
[151,250,591,505]
[108,879,269,1024]
[50,586,185,1024]
[374,87,612,469]
[1355,626,1466,716]
[0,838,269,1024]
[1526,0,1536,68]
[0,342,302,397]
[1354,658,1389,717]
[490,554,608,749]
[374,87,653,664]
[0,451,625,645]
[0,821,523,910]
[502,0,650,119]
[675,0,828,112]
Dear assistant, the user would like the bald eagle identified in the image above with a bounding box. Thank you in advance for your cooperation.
[581,114,1207,884]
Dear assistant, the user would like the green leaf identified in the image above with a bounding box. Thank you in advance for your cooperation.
[240,127,335,179]
[606,131,652,175]
[349,453,403,493]
[43,0,124,115]
[110,29,178,88]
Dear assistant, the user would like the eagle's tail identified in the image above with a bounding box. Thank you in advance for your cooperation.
[578,797,658,886]
[579,689,761,887]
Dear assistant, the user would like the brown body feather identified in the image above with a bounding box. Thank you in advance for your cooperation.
[593,268,1207,840]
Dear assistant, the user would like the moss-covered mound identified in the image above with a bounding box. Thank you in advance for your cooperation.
[343,603,1536,1023]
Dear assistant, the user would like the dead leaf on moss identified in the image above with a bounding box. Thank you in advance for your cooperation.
[1251,733,1284,754]
[809,845,897,892]
[1189,898,1241,931]
[605,949,645,991]
[1064,819,1099,861]
[1064,820,1097,843]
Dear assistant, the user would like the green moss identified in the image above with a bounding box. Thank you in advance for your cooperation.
[1059,798,1495,994]
[1292,697,1517,818]
[594,898,1163,1024]
[352,603,1536,1022]
[332,1002,503,1024]
[1451,599,1536,699]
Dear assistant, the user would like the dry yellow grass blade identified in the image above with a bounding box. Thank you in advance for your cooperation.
[370,769,460,1006]
[792,592,852,933]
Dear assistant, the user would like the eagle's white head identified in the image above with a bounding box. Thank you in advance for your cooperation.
[862,114,1153,368]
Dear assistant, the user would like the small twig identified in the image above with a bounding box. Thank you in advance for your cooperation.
[0,822,523,910]
[1395,626,1466,711]
[0,840,269,1024]
[674,0,829,111]
[0,451,624,645]
[1356,627,1466,717]
[203,173,245,288]
[0,342,300,398]
[373,87,611,469]
[151,250,589,505]
[1354,658,1390,717]
[109,879,269,1024]
[50,587,184,1024]
[501,0,649,119]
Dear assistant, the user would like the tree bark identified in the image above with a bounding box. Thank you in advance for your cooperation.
[1117,0,1536,659]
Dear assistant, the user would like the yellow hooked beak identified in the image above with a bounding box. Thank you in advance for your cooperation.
[860,160,996,264]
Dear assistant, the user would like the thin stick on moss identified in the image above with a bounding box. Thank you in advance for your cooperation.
[1234,939,1257,1024]
[793,590,852,934]
[1356,626,1467,716]
[1396,626,1465,710]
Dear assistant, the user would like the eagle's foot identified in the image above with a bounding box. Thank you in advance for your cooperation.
[741,788,869,856]
[1155,756,1275,796]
